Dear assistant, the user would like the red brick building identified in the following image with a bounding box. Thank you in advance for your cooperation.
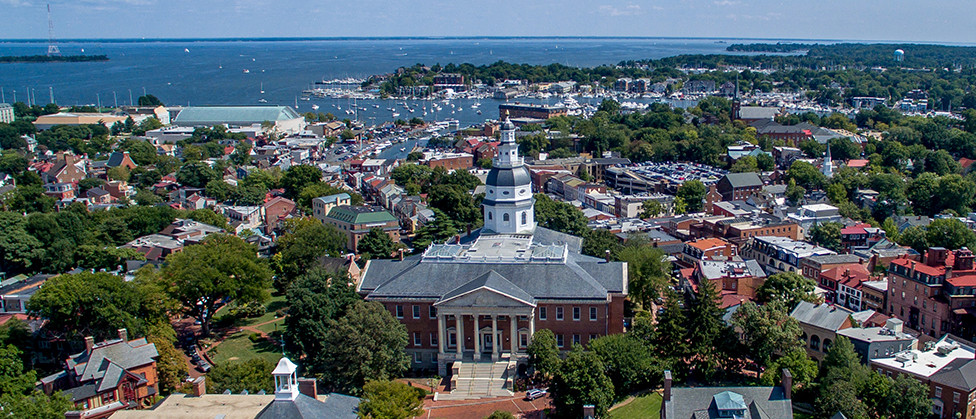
[888,248,976,340]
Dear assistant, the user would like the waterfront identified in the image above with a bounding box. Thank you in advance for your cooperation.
[1,37,787,116]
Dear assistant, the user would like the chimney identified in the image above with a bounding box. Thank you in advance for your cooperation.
[582,405,595,418]
[663,370,672,401]
[298,377,317,399]
[780,369,792,399]
[84,336,95,353]
[191,376,206,396]
[118,328,128,343]
[64,411,83,419]
[604,249,611,263]
[466,224,472,236]
[398,248,404,261]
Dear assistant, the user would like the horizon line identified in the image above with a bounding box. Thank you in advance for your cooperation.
[1,35,974,46]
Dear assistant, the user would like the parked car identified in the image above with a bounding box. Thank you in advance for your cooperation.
[197,361,211,373]
[525,388,548,400]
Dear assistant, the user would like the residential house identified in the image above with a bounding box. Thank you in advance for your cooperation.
[44,182,76,200]
[41,329,159,419]
[841,223,887,253]
[791,301,855,362]
[41,153,87,184]
[787,203,843,232]
[860,280,888,314]
[679,238,736,267]
[0,274,53,314]
[317,255,362,283]
[693,259,767,308]
[86,187,112,204]
[743,236,836,276]
[221,205,264,233]
[661,369,794,419]
[124,219,224,261]
[819,264,872,310]
[263,196,297,235]
[111,357,360,419]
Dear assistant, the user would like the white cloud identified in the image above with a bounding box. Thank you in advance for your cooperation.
[713,0,741,6]
[598,3,642,16]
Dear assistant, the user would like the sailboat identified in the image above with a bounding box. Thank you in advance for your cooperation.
[312,104,320,110]
[260,83,265,94]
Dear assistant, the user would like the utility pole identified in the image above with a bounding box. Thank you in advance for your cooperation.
[46,4,61,57]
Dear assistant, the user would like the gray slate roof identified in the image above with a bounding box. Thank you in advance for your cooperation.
[439,271,536,305]
[361,228,623,302]
[664,386,793,419]
[485,165,531,188]
[721,172,763,188]
[930,358,976,391]
[790,301,853,331]
[256,393,359,419]
[174,106,300,126]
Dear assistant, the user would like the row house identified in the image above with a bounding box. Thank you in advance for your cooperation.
[693,259,767,308]
[841,223,887,253]
[819,264,872,311]
[742,236,835,276]
[679,237,736,268]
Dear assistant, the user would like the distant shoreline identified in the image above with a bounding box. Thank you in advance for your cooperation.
[0,55,109,63]
[0,36,972,47]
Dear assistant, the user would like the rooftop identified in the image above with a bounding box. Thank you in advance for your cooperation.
[871,335,975,382]
[173,106,301,126]
[790,301,854,331]
[326,205,397,225]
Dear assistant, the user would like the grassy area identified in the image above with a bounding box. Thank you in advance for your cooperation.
[608,393,662,419]
[255,319,285,334]
[214,293,288,329]
[209,331,282,365]
[793,411,815,419]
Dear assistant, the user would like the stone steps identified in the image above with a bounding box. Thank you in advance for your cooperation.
[439,360,514,401]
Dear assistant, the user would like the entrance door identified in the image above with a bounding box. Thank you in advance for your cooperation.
[482,331,493,353]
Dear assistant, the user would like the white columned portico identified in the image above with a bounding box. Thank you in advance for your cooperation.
[455,315,463,357]
[473,314,480,360]
[437,314,445,355]
[509,315,517,358]
[491,315,499,361]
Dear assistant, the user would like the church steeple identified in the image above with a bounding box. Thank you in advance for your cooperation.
[482,117,535,234]
[822,143,833,178]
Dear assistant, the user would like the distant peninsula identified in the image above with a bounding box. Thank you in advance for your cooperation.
[0,54,109,63]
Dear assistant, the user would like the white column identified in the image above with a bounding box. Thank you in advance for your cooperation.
[437,314,445,355]
[491,315,498,361]
[529,309,535,344]
[473,314,480,360]
[455,314,463,357]
[510,315,517,358]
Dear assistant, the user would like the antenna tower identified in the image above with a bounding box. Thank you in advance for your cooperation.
[47,4,61,57]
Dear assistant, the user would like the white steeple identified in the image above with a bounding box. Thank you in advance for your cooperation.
[482,117,535,234]
[822,143,833,178]
[272,357,299,401]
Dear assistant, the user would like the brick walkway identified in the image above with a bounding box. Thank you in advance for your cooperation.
[417,392,552,419]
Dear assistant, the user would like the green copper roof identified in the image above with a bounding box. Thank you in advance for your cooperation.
[326,205,397,225]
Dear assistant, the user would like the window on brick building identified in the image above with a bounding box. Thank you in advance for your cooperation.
[556,307,564,320]
[590,307,598,321]
[395,305,403,318]
[413,305,420,319]
[540,307,547,320]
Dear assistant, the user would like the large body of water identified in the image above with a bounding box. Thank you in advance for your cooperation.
[0,37,802,127]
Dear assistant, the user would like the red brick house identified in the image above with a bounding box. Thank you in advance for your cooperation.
[888,248,976,340]
[263,196,297,234]
[41,329,159,418]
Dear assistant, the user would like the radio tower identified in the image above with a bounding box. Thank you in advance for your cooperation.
[47,4,61,57]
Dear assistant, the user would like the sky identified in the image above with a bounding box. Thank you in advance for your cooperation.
[1,0,974,44]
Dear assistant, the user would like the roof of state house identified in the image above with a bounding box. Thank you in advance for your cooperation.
[358,227,626,302]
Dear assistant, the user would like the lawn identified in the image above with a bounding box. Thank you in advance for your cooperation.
[608,393,662,419]
[214,293,288,329]
[209,331,283,365]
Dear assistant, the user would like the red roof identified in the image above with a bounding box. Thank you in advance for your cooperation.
[891,257,948,276]
[719,294,751,309]
[960,158,976,170]
[821,264,871,289]
[841,223,872,235]
[947,274,976,287]
[847,159,870,168]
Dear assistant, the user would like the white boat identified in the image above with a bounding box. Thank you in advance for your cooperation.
[311,104,320,110]
[258,98,268,103]
[243,69,250,73]
[392,113,400,117]
[260,83,264,94]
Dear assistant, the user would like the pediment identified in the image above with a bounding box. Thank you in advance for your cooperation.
[435,287,535,308]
